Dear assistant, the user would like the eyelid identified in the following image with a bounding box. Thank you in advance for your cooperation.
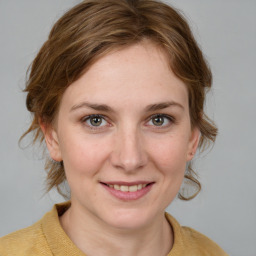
[81,114,111,130]
[81,114,104,122]
[80,113,175,131]
[145,113,175,127]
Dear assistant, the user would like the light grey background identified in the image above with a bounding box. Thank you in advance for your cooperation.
[0,1,255,255]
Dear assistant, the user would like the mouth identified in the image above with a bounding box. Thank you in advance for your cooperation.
[100,181,154,200]
[102,183,149,192]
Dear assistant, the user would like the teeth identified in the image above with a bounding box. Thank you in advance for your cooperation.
[129,185,138,192]
[114,184,120,190]
[108,184,148,192]
[120,185,128,192]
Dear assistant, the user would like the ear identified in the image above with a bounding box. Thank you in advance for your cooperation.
[187,127,200,161]
[40,119,62,162]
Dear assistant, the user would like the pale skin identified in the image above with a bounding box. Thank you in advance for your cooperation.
[41,41,200,256]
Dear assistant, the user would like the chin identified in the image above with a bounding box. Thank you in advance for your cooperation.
[102,207,157,230]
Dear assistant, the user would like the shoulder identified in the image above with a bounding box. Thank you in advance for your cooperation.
[180,226,228,255]
[0,202,71,256]
[165,213,228,256]
[0,220,51,256]
[0,205,59,256]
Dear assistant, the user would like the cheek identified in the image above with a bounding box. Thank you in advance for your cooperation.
[59,133,110,178]
[148,134,189,170]
[148,137,188,206]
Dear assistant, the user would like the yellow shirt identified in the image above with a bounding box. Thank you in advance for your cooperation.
[0,202,228,255]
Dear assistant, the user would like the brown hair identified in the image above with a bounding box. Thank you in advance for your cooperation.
[22,0,217,200]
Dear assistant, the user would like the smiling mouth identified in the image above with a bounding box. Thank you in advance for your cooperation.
[101,182,153,192]
[100,182,154,200]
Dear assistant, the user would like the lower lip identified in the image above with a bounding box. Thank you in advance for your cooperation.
[101,183,154,201]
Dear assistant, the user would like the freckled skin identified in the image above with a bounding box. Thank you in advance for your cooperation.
[44,41,199,232]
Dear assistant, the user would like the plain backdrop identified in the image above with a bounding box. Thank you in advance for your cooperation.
[0,1,255,255]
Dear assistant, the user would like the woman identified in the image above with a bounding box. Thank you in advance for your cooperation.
[0,0,228,255]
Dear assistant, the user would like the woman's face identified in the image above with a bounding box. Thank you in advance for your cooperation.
[45,41,199,230]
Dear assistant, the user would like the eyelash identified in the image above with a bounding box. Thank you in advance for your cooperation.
[81,114,110,131]
[146,114,175,128]
[81,114,175,130]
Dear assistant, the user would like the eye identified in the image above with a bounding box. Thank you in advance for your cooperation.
[82,114,108,128]
[152,115,165,126]
[147,114,173,127]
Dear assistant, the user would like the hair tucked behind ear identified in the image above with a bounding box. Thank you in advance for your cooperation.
[21,0,217,200]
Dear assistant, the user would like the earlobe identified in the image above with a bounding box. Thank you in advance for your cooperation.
[187,127,200,161]
[39,119,62,162]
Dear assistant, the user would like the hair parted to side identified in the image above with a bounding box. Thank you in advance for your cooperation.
[22,0,217,200]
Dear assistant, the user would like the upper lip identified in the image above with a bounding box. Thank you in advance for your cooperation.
[100,181,154,186]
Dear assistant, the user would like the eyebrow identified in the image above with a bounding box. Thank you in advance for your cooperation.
[70,102,114,112]
[70,101,184,113]
[145,101,184,112]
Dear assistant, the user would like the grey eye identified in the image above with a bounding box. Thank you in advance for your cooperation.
[152,115,165,126]
[83,114,108,129]
[89,116,103,126]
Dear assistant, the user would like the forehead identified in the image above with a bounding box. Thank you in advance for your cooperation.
[59,41,189,112]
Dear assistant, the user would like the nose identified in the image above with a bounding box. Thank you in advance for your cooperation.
[110,125,148,172]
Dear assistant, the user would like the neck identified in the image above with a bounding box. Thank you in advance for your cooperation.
[60,203,173,256]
